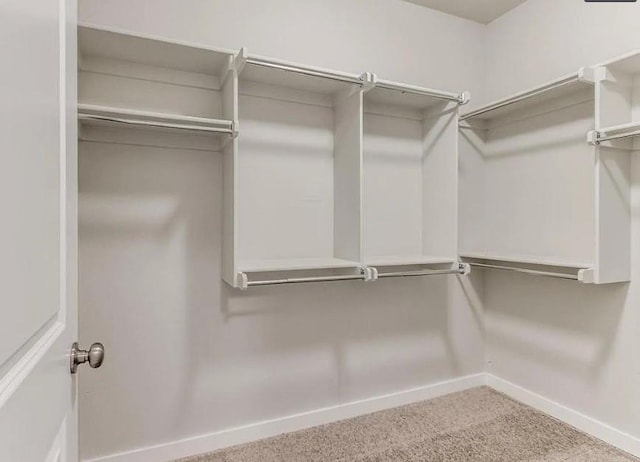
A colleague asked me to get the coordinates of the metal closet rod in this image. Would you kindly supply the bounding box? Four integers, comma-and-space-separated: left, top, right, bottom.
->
376, 266, 468, 279
467, 262, 581, 280
246, 273, 363, 287
459, 74, 582, 121
243, 264, 469, 288
78, 114, 235, 135
245, 57, 363, 85
245, 57, 468, 104
594, 128, 640, 144
375, 80, 465, 104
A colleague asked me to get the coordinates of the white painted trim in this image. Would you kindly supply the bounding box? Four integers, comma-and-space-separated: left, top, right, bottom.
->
83, 373, 485, 462
84, 374, 640, 462
486, 374, 640, 458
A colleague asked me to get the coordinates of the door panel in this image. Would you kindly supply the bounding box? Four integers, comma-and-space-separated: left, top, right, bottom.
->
0, 0, 61, 369
0, 0, 78, 461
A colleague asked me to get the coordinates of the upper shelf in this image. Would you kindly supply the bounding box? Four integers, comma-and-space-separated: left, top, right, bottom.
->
588, 50, 640, 147
239, 53, 363, 96
365, 78, 467, 112
78, 24, 234, 81
601, 50, 640, 74
460, 68, 596, 123
459, 252, 594, 282
239, 53, 469, 110
78, 104, 236, 137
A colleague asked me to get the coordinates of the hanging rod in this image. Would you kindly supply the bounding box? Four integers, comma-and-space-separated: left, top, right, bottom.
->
78, 104, 236, 136
78, 114, 235, 135
467, 262, 581, 280
243, 55, 468, 104
245, 56, 363, 86
588, 126, 640, 145
376, 264, 470, 280
245, 273, 365, 288
238, 263, 470, 289
375, 79, 469, 105
459, 72, 587, 121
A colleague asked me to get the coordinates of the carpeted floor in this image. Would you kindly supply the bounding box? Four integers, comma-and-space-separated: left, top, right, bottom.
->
176, 387, 638, 461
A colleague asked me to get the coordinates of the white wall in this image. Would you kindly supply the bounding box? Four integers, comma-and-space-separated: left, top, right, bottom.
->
77, 1, 486, 460
483, 0, 640, 104
482, 0, 640, 445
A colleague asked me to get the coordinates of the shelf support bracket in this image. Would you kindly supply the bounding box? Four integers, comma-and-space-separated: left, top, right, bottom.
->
359, 72, 377, 93
360, 266, 378, 282
459, 91, 471, 105
578, 66, 596, 84
233, 47, 248, 75
237, 272, 249, 290
578, 268, 595, 284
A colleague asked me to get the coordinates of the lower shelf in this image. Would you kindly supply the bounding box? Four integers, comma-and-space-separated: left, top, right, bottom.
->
234, 258, 468, 289
460, 252, 594, 282
459, 252, 593, 270
237, 257, 360, 273
363, 256, 456, 267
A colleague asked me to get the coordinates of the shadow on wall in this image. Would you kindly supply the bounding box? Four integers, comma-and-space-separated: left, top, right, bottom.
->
78, 140, 483, 457
216, 272, 469, 417
485, 270, 630, 382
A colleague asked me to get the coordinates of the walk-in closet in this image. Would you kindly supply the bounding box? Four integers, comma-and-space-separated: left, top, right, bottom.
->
3, 1, 640, 461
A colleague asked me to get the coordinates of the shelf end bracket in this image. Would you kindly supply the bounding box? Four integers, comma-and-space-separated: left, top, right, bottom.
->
359, 72, 377, 93
233, 47, 248, 74
459, 91, 471, 106
578, 268, 595, 284
237, 272, 249, 290
360, 266, 378, 282
587, 130, 601, 146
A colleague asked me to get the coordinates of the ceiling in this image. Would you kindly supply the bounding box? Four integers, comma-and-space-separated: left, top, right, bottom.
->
404, 0, 528, 24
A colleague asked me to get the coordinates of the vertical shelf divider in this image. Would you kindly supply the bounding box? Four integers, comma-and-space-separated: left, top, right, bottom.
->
593, 65, 632, 284
333, 85, 365, 265
222, 53, 240, 287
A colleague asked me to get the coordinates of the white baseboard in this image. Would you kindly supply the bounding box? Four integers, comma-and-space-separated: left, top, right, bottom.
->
86, 373, 640, 462
85, 373, 485, 462
486, 374, 640, 458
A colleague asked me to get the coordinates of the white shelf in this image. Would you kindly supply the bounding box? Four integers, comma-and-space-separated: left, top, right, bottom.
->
366, 78, 464, 111
79, 24, 233, 79
460, 69, 595, 123
238, 258, 360, 273
78, 104, 235, 136
362, 78, 459, 269
601, 50, 640, 75
459, 252, 593, 270
599, 120, 640, 135
78, 25, 467, 288
364, 256, 456, 267
78, 24, 236, 137
458, 61, 632, 284
241, 55, 362, 96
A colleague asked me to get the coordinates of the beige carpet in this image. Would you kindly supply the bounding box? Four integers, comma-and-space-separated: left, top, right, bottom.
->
176, 387, 638, 461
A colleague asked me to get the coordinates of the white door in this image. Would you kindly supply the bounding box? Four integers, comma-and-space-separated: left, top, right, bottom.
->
0, 1, 81, 461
